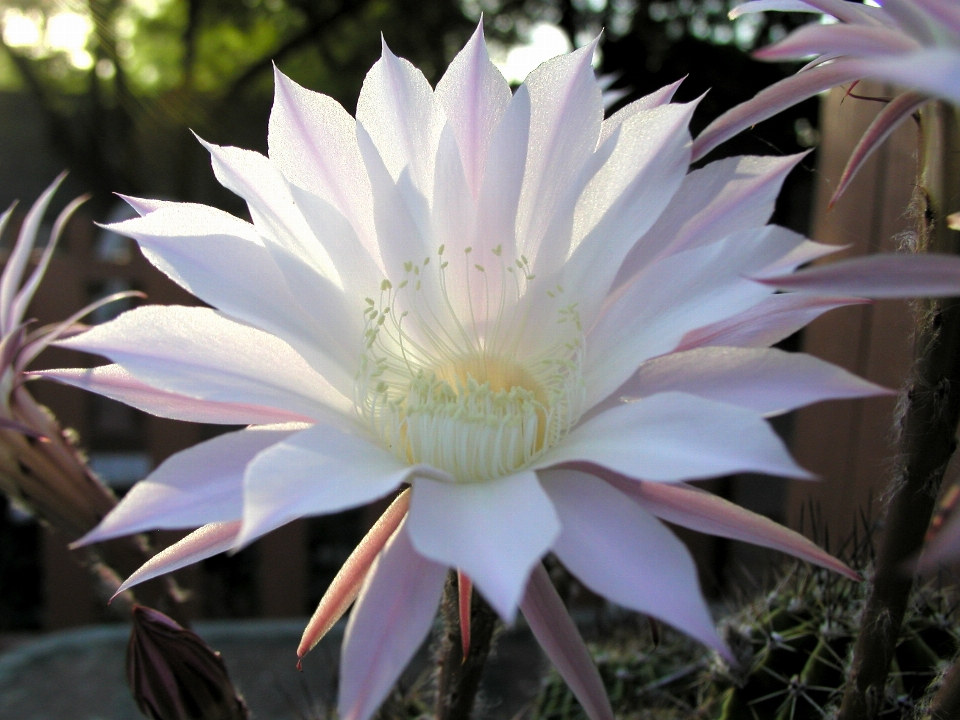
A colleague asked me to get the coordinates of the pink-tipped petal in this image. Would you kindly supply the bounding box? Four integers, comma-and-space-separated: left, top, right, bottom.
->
753, 253, 960, 298
547, 393, 812, 483
674, 293, 870, 350
755, 24, 922, 62
56, 305, 352, 422
521, 564, 614, 720
542, 470, 733, 661
604, 474, 859, 580
338, 523, 447, 720
692, 60, 863, 162
627, 346, 891, 416
911, 0, 960, 36
730, 0, 883, 25
458, 571, 472, 659
113, 521, 242, 597
36, 365, 315, 425
619, 153, 808, 281
761, 239, 846, 276
106, 202, 361, 390
408, 471, 559, 622
845, 49, 960, 110
299, 490, 411, 661
12, 193, 89, 327
16, 290, 146, 371
74, 425, 301, 547
587, 226, 809, 405
830, 91, 929, 207
0, 173, 65, 331
879, 0, 937, 44
729, 0, 820, 16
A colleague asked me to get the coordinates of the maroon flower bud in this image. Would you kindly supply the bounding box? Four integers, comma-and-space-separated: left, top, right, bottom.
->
127, 605, 249, 720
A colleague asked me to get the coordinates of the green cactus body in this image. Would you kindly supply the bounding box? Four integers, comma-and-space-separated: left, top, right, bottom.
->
531, 561, 958, 720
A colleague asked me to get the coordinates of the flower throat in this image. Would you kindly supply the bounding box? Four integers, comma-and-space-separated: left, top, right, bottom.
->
355, 244, 584, 483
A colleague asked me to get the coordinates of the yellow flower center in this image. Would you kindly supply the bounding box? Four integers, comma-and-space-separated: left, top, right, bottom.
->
355, 247, 584, 482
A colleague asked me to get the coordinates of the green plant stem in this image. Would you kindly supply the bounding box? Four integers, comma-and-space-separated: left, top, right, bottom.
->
434, 572, 499, 720
838, 102, 960, 720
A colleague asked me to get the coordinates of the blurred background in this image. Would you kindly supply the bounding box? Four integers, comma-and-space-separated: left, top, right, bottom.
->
0, 0, 909, 639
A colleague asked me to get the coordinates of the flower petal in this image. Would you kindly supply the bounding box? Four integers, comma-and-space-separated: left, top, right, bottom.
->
472, 83, 530, 271
75, 424, 302, 546
599, 78, 684, 144
434, 23, 512, 197
285, 182, 384, 298
674, 293, 870, 350
910, 0, 960, 36
753, 253, 960, 298
198, 138, 337, 279
541, 392, 812, 482
729, 0, 884, 26
238, 424, 441, 548
755, 24, 922, 62
878, 0, 938, 44
692, 60, 864, 162
515, 40, 603, 266
13, 193, 87, 329
557, 101, 696, 324
356, 38, 442, 195
521, 563, 613, 720
830, 91, 929, 207
356, 122, 431, 284
728, 0, 828, 16
338, 522, 447, 720
105, 203, 358, 391
1, 173, 65, 330
299, 490, 411, 660
268, 68, 378, 257
117, 194, 167, 216
57, 305, 352, 422
617, 153, 807, 283
429, 122, 480, 318
541, 469, 732, 660
114, 521, 242, 596
585, 226, 806, 406
35, 365, 312, 425
626, 347, 891, 416
407, 471, 559, 621
604, 474, 860, 580
847, 49, 960, 108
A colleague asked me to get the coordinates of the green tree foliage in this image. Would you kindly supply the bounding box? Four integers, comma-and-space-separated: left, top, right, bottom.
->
0, 0, 813, 213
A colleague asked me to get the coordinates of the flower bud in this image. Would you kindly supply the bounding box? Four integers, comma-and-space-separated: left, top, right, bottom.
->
127, 605, 248, 720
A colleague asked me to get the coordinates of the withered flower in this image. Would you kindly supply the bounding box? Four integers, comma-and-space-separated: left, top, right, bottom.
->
127, 605, 248, 720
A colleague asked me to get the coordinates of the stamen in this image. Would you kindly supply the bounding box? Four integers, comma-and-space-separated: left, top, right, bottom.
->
356, 245, 585, 483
